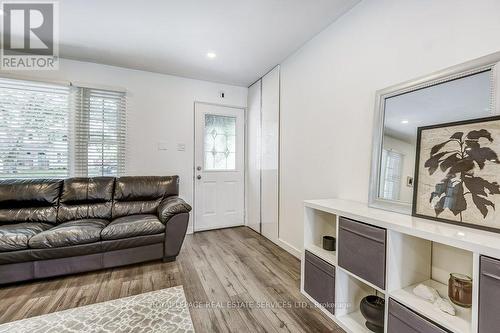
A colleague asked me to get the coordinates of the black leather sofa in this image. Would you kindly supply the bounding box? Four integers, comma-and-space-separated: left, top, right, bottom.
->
0, 176, 191, 285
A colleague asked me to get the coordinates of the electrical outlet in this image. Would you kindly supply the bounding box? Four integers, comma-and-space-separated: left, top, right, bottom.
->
157, 142, 168, 150
177, 143, 186, 152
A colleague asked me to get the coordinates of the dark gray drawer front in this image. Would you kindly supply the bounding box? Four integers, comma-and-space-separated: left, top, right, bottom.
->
305, 250, 335, 276
479, 256, 500, 333
388, 299, 449, 333
338, 217, 386, 289
304, 251, 335, 314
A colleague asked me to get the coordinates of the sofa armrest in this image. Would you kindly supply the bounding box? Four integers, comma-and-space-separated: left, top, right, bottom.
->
158, 196, 192, 224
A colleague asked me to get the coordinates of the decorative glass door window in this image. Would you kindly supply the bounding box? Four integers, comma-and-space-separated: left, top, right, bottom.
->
204, 114, 236, 170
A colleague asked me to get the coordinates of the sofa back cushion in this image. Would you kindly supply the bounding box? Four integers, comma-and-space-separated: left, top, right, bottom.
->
57, 177, 115, 222
112, 176, 179, 219
0, 179, 62, 224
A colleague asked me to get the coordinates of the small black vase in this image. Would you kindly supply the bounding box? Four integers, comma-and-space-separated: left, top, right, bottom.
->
360, 295, 385, 333
322, 236, 336, 251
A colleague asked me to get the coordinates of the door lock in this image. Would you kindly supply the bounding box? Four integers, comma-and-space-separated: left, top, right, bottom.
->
197, 166, 202, 171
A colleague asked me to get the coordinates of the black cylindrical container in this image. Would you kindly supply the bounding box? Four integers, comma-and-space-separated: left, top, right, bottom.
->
322, 236, 336, 251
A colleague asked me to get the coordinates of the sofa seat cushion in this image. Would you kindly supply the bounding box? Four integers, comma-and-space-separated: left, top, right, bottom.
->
0, 222, 52, 251
29, 219, 109, 249
101, 214, 165, 240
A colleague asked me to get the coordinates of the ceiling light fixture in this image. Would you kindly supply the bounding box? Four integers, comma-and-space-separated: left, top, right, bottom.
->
206, 52, 216, 59
401, 120, 409, 124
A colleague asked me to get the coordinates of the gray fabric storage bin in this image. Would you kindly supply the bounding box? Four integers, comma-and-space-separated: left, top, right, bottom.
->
338, 217, 386, 289
304, 250, 335, 314
388, 299, 449, 333
479, 255, 500, 333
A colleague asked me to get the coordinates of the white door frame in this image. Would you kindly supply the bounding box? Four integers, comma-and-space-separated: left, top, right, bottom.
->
192, 101, 246, 232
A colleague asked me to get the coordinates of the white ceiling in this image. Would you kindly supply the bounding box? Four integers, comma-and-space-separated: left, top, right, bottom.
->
58, 0, 360, 86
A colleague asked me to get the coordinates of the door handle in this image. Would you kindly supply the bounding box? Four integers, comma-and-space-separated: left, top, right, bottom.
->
197, 175, 202, 180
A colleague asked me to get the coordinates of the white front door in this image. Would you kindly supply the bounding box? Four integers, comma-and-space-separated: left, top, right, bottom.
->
194, 103, 245, 232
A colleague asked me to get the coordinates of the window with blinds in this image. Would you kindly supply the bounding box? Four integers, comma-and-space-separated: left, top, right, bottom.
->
0, 77, 126, 179
74, 88, 126, 177
379, 149, 403, 201
0, 78, 71, 178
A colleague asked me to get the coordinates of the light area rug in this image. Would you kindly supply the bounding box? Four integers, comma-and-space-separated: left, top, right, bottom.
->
0, 286, 194, 333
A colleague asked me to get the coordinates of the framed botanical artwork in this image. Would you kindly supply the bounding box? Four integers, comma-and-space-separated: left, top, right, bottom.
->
412, 116, 500, 233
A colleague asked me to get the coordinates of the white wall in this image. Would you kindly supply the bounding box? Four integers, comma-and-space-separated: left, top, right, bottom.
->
279, 0, 500, 252
3, 59, 247, 233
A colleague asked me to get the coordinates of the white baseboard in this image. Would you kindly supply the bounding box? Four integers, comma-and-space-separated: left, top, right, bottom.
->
187, 221, 194, 234
243, 227, 301, 259
186, 221, 301, 259
194, 223, 245, 232
276, 238, 301, 259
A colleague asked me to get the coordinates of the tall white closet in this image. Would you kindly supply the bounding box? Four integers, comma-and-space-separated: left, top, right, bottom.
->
247, 80, 262, 233
246, 66, 280, 243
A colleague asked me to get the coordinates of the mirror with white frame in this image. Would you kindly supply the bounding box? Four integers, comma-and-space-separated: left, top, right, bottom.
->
369, 53, 500, 214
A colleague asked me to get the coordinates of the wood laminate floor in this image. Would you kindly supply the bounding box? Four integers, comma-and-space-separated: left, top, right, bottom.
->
0, 227, 344, 332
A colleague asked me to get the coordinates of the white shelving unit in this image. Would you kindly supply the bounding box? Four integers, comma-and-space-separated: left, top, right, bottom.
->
337, 310, 370, 333
304, 244, 337, 266
335, 266, 384, 333
390, 280, 472, 333
301, 199, 500, 333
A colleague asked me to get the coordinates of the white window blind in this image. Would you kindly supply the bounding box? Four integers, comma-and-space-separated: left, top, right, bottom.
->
380, 149, 403, 201
73, 87, 126, 177
0, 78, 71, 178
0, 77, 126, 179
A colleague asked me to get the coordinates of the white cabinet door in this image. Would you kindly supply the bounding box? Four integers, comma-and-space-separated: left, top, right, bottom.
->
245, 66, 280, 242
261, 66, 280, 243
246, 80, 262, 233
